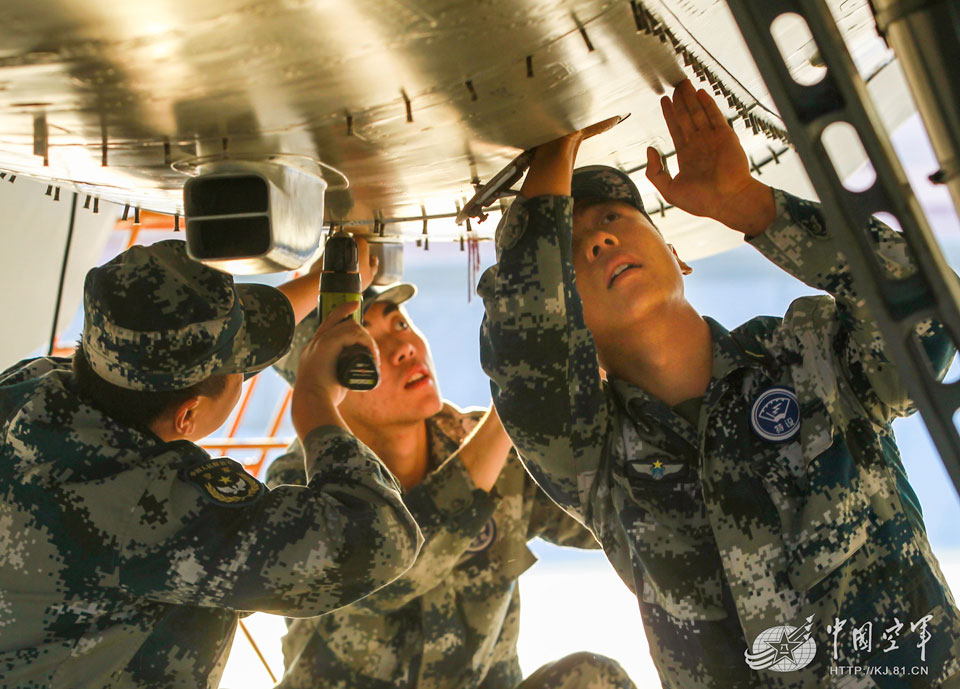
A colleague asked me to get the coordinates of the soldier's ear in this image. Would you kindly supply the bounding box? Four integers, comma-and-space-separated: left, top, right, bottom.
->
172, 397, 201, 438
669, 244, 692, 275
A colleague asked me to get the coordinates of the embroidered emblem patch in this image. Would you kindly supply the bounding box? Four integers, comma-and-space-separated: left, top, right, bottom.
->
183, 458, 263, 507
465, 517, 497, 553
750, 387, 801, 442
626, 455, 686, 483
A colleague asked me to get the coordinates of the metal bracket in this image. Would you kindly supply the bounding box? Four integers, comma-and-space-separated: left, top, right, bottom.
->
869, 0, 951, 36
727, 0, 960, 495
456, 149, 534, 224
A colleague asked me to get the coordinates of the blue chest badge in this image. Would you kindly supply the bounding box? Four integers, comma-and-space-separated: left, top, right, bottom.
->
750, 387, 801, 442
465, 517, 497, 553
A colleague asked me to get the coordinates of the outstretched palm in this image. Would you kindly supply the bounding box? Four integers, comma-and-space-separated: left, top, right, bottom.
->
647, 80, 773, 235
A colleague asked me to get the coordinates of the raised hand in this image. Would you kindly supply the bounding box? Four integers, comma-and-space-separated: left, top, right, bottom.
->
646, 79, 776, 236
355, 236, 379, 291
290, 301, 380, 438
520, 115, 626, 199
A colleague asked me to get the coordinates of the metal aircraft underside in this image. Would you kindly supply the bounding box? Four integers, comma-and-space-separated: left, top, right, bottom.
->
0, 0, 915, 260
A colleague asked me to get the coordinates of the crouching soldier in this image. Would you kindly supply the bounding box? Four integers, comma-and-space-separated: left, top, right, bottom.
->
0, 239, 421, 688
479, 79, 960, 687
265, 278, 637, 689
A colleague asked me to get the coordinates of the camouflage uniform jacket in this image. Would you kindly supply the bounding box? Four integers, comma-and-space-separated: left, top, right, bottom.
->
478, 190, 960, 688
0, 358, 421, 689
265, 401, 600, 689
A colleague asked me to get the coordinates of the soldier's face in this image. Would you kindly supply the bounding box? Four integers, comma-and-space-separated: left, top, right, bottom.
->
572, 200, 686, 346
339, 302, 443, 428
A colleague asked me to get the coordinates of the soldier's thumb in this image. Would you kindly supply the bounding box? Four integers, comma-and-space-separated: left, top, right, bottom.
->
645, 146, 672, 197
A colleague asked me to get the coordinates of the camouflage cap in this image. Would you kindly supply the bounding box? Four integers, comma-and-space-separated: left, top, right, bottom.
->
362, 282, 417, 316
571, 165, 646, 214
82, 239, 295, 391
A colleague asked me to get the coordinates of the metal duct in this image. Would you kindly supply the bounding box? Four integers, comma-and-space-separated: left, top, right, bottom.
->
184, 161, 327, 274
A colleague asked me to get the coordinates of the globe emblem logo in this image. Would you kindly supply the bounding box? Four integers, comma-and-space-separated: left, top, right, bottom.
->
745, 615, 817, 672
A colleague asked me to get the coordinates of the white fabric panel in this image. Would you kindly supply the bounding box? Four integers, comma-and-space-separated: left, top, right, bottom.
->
0, 176, 117, 368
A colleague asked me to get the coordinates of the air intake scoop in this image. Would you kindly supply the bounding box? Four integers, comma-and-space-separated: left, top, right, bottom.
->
184, 160, 328, 274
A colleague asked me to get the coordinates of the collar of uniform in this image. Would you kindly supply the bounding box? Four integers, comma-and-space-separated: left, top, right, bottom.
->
607, 376, 698, 453
608, 375, 654, 417
706, 316, 768, 381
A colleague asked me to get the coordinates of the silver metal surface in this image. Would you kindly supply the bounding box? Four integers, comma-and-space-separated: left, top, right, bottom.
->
0, 0, 901, 250
873, 0, 960, 218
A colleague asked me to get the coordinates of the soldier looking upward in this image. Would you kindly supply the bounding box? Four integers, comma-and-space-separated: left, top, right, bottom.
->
0, 239, 421, 688
265, 274, 638, 689
479, 79, 960, 687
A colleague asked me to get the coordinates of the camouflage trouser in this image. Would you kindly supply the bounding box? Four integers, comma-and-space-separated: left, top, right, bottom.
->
515, 652, 637, 689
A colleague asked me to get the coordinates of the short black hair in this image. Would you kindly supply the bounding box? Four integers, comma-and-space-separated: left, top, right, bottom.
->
573, 197, 661, 234
72, 344, 229, 430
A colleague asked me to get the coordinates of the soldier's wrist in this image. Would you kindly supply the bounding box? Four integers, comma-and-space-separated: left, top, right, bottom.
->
718, 181, 776, 237
292, 390, 345, 440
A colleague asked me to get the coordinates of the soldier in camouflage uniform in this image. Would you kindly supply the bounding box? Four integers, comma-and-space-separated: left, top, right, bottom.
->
0, 239, 422, 688
479, 78, 960, 687
265, 282, 637, 689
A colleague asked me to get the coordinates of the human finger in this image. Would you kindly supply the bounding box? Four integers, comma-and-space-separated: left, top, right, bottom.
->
367, 255, 380, 288
660, 95, 686, 148
645, 146, 673, 197
668, 82, 698, 141
697, 88, 729, 130
297, 320, 379, 397
355, 236, 379, 290
322, 319, 382, 369
677, 79, 712, 131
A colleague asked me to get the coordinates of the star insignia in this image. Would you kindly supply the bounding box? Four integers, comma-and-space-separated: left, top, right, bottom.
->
766, 629, 804, 664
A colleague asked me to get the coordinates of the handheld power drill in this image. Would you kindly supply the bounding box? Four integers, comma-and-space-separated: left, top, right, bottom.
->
318, 232, 379, 390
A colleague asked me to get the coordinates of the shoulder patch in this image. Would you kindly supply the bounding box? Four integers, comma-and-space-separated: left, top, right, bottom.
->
182, 457, 264, 507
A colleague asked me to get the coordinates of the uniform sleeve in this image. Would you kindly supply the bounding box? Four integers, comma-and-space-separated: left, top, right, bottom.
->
747, 189, 955, 424
268, 440, 497, 614
116, 427, 423, 617
271, 308, 321, 387
526, 478, 601, 549
354, 453, 501, 613
478, 195, 616, 525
